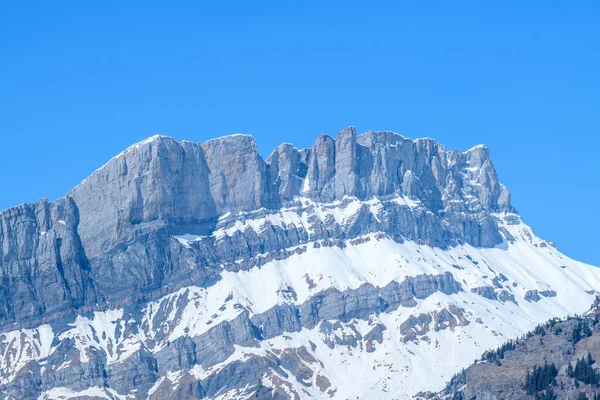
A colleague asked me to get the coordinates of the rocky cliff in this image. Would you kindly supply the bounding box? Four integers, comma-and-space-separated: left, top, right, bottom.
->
0, 128, 511, 330
0, 128, 597, 400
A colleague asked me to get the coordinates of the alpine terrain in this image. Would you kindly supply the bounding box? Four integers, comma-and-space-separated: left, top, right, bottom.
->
438, 298, 600, 399
0, 127, 598, 400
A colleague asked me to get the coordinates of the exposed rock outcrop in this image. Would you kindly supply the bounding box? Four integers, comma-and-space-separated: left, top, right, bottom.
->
0, 130, 512, 329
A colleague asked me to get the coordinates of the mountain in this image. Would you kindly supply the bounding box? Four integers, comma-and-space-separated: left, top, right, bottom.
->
436, 298, 600, 399
0, 127, 598, 399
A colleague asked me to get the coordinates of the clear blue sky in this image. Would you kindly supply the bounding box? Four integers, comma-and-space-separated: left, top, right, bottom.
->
0, 2, 598, 265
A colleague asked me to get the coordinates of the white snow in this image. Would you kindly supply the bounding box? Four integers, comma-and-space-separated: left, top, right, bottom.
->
175, 196, 422, 244
37, 386, 126, 400
301, 175, 311, 193
2, 203, 600, 399
57, 309, 141, 365
173, 234, 206, 248
0, 324, 53, 385
150, 212, 600, 398
466, 143, 487, 151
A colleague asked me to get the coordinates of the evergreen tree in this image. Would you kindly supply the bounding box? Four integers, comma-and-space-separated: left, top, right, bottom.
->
571, 356, 600, 386
482, 339, 517, 363
573, 324, 582, 344
524, 362, 558, 394
572, 320, 593, 344
445, 368, 467, 391
554, 326, 563, 335
534, 325, 545, 335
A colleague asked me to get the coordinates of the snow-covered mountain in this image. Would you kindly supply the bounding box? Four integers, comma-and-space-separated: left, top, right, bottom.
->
0, 128, 598, 399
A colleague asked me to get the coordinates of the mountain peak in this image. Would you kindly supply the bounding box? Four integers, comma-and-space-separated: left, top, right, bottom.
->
3, 129, 515, 266
466, 143, 488, 152
0, 128, 517, 327
121, 133, 176, 153
0, 128, 597, 400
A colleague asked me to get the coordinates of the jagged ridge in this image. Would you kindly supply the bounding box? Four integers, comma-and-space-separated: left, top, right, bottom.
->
0, 127, 511, 329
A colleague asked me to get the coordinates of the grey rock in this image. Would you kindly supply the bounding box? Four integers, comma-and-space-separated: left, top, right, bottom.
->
0, 130, 513, 329
540, 290, 557, 298
201, 134, 268, 213
192, 311, 259, 369
524, 289, 542, 302
400, 313, 433, 342
266, 143, 306, 204
433, 306, 469, 332
278, 348, 314, 385
107, 349, 158, 396
380, 272, 463, 311
471, 286, 498, 300
498, 289, 517, 304
363, 324, 386, 353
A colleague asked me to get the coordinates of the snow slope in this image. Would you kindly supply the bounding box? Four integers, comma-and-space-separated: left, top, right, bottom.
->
4, 200, 599, 400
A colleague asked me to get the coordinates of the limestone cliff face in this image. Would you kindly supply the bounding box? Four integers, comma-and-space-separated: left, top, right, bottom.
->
0, 129, 512, 330
0, 197, 93, 326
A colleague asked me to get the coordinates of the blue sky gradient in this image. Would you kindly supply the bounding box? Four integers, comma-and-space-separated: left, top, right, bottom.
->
0, 2, 598, 265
